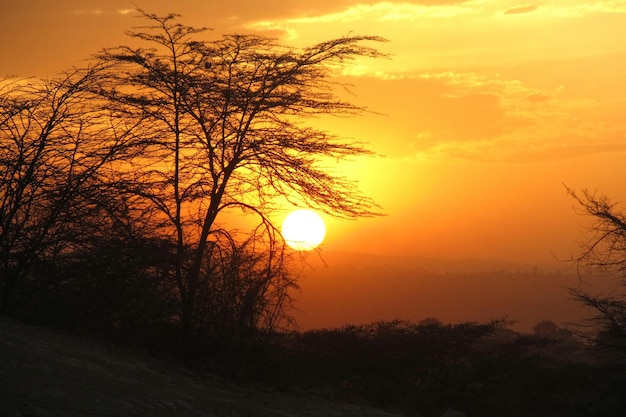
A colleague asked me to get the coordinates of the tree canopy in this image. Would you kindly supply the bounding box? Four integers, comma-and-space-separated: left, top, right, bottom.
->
1, 9, 387, 353
567, 186, 626, 353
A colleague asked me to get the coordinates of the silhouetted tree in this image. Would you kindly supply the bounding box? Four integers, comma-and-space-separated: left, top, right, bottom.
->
94, 9, 386, 353
195, 226, 297, 342
534, 320, 559, 338
567, 187, 626, 353
0, 69, 135, 313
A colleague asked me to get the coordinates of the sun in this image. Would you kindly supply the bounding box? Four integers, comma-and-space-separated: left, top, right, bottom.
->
282, 209, 326, 251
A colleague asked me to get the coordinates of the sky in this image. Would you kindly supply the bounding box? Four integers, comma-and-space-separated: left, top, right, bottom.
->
3, 0, 626, 329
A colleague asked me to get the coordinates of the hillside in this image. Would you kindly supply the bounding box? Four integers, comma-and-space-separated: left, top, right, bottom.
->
0, 316, 403, 417
293, 250, 602, 332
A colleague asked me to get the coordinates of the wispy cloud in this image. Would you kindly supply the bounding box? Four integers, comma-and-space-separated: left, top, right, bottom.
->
503, 4, 539, 15
245, 0, 626, 77
238, 0, 626, 164
403, 71, 626, 163
69, 8, 136, 17
547, 0, 626, 17
302, 2, 478, 23
72, 9, 104, 16
411, 136, 626, 164
246, 1, 479, 32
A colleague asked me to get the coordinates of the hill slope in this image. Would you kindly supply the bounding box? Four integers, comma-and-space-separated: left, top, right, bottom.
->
0, 317, 403, 417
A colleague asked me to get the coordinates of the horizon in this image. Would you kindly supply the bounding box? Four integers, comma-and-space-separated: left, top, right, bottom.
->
289, 248, 601, 333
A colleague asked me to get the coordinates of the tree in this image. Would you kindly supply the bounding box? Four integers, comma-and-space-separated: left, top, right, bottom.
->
194, 226, 298, 341
533, 320, 559, 338
566, 187, 626, 353
0, 68, 135, 313
95, 10, 386, 352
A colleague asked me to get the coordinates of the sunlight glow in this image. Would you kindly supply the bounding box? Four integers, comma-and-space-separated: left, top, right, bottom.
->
282, 210, 326, 251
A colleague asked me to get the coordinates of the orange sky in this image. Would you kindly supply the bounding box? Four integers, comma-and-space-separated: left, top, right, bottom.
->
3, 0, 626, 329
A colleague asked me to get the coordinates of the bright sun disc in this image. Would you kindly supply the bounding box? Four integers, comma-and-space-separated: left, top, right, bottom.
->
282, 210, 326, 251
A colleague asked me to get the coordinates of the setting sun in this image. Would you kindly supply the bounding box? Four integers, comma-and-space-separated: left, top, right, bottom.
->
282, 209, 326, 251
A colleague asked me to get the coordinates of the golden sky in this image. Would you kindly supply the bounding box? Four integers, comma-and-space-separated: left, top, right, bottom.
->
3, 0, 626, 265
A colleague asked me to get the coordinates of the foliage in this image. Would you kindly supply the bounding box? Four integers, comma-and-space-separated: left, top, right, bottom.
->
89, 9, 386, 353
566, 186, 626, 354
18, 236, 179, 342
567, 187, 626, 276
1, 8, 386, 358
0, 68, 135, 313
194, 227, 298, 342
214, 319, 625, 417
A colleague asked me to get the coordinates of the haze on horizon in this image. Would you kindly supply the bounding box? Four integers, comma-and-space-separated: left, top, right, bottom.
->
2, 0, 626, 330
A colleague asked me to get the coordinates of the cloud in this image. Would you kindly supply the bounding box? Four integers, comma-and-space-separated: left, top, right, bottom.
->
244, 0, 626, 76
392, 71, 612, 163
397, 70, 626, 163
245, 1, 480, 38
69, 8, 136, 17
242, 1, 481, 75
503, 4, 539, 15
72, 9, 104, 15
269, 2, 477, 24
547, 1, 626, 17
422, 136, 626, 163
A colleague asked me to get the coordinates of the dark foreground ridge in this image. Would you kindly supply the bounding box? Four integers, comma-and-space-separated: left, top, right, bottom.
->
0, 317, 402, 417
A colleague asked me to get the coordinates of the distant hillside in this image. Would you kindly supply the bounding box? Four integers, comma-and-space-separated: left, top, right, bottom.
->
292, 250, 612, 333
300, 250, 567, 274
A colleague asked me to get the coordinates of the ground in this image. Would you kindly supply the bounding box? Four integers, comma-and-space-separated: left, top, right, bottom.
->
0, 316, 404, 417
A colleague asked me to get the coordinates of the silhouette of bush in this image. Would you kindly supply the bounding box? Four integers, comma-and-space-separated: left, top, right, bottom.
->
212, 319, 626, 417
232, 320, 511, 414
14, 236, 179, 346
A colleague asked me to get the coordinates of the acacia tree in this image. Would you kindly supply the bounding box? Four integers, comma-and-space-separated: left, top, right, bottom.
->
0, 69, 138, 313
194, 224, 299, 343
96, 10, 385, 349
567, 187, 626, 352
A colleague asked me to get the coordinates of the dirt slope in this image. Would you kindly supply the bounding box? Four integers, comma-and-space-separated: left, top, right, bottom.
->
0, 317, 403, 417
